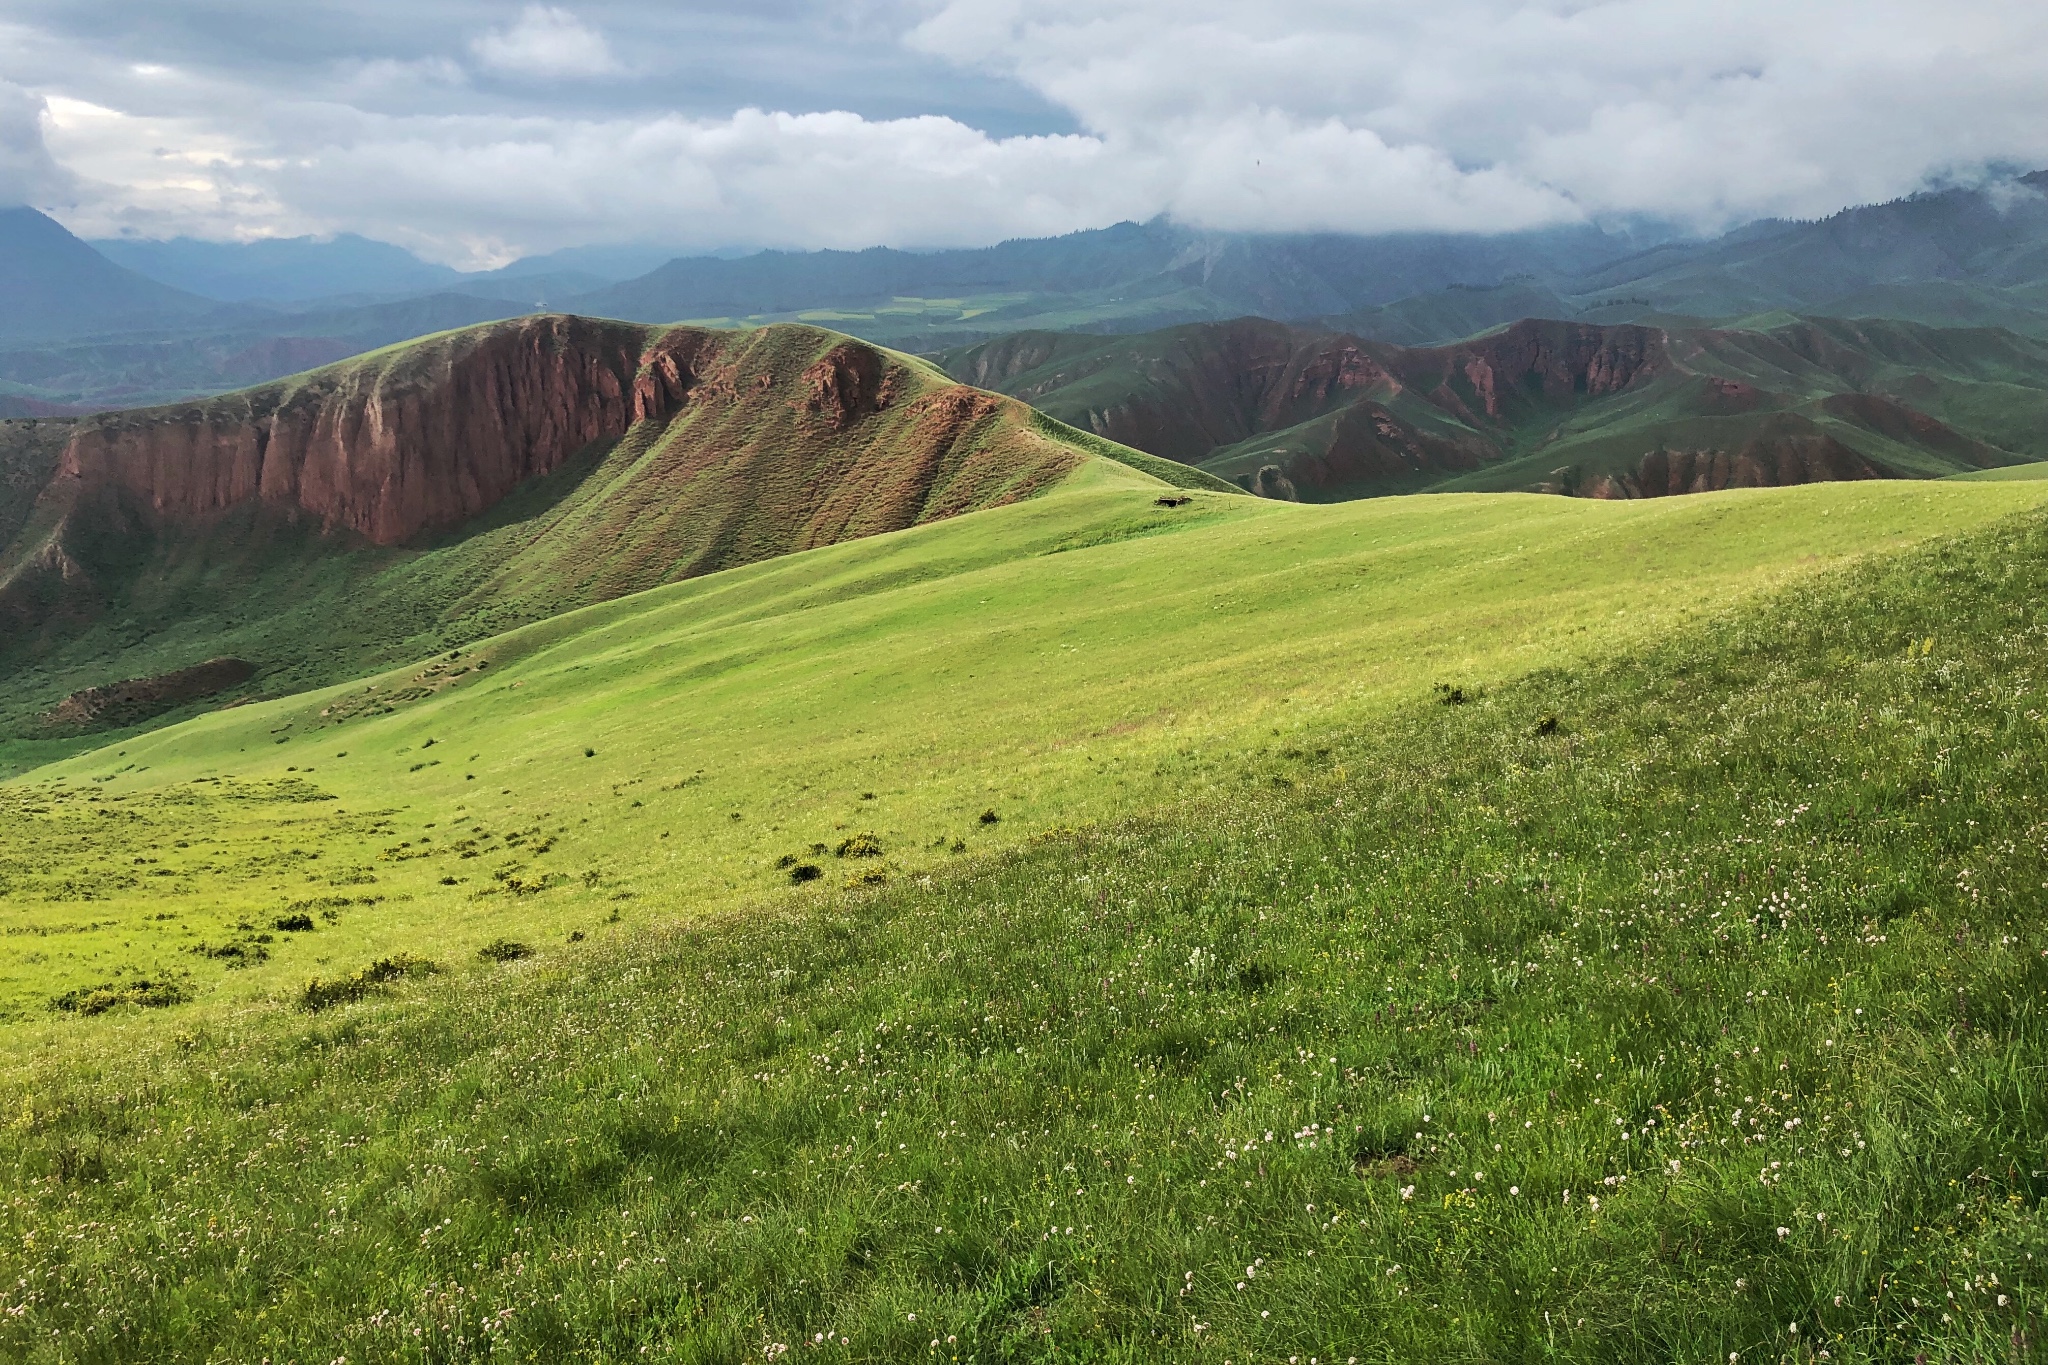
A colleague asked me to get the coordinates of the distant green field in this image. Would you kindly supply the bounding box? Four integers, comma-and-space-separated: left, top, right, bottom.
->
8, 472, 2046, 1031
1948, 460, 2048, 481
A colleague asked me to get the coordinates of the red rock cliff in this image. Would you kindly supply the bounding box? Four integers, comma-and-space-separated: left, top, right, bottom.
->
56, 315, 658, 546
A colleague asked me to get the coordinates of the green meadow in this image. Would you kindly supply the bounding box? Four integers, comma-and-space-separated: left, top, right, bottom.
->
7, 471, 2046, 1030
7, 472, 2048, 1359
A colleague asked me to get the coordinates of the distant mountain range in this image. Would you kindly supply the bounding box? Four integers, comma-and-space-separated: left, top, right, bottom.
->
2, 172, 2047, 409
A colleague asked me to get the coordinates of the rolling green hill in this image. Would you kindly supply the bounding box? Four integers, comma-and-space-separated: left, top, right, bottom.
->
0, 317, 1220, 771
6, 474, 2044, 1022
942, 315, 2048, 501
5, 469, 2048, 1358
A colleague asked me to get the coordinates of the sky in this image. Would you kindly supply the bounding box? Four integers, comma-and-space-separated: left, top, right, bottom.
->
1, 0, 2046, 267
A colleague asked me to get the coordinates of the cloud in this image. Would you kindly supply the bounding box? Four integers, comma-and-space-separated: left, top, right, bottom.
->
0, 79, 75, 207
470, 6, 620, 81
10, 0, 2048, 257
909, 0, 2048, 231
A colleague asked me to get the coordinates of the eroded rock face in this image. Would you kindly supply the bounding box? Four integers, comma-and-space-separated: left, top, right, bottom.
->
1397, 320, 1665, 427
1588, 433, 1884, 499
55, 316, 654, 547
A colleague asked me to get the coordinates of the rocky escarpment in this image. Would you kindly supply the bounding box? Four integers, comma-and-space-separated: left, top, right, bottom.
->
54, 314, 655, 548
1390, 319, 1665, 428
1577, 430, 1885, 499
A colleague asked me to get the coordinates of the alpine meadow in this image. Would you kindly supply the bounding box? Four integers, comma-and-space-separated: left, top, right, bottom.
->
10, 4, 2048, 1362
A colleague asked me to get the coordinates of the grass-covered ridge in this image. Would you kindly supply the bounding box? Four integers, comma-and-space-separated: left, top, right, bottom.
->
9, 492, 2048, 1360
9, 478, 2045, 1022
0, 318, 1175, 762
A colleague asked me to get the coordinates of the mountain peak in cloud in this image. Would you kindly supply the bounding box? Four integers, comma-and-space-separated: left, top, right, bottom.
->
471, 6, 620, 81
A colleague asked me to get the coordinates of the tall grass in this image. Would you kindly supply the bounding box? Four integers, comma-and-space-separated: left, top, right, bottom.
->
8, 510, 2048, 1361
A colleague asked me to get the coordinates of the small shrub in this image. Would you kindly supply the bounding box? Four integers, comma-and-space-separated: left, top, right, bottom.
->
50, 979, 190, 1016
299, 954, 439, 1012
567, 930, 585, 943
1534, 713, 1561, 736
836, 832, 884, 858
478, 938, 534, 963
845, 866, 888, 888
790, 863, 824, 884
979, 809, 1001, 825
775, 853, 798, 869
584, 748, 595, 758
1434, 683, 1467, 706
273, 913, 316, 932
810, 842, 829, 855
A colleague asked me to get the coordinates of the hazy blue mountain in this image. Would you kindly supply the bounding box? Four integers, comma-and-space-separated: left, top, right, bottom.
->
1573, 172, 2048, 326
562, 219, 1649, 334
0, 208, 223, 341
91, 232, 463, 303
486, 243, 697, 283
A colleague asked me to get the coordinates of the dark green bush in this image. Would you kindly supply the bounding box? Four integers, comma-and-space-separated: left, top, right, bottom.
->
836, 832, 884, 858
299, 954, 439, 1012
477, 939, 535, 963
49, 979, 189, 1016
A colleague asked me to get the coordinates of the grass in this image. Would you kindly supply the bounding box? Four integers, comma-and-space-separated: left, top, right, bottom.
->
8, 489, 2048, 1360
8, 477, 2046, 1026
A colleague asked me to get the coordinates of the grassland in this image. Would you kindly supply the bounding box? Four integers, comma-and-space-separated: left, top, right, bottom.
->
8, 475, 2048, 1359
5, 474, 2045, 1028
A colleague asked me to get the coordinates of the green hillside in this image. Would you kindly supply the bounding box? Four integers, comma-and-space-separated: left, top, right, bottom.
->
5, 475, 2043, 1025
0, 319, 1208, 770
6, 473, 2048, 1358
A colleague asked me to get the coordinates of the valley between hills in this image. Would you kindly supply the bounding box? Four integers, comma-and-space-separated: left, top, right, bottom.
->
5, 294, 2048, 1360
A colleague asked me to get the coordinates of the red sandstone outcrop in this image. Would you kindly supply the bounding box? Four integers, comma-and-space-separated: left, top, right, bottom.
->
55, 315, 656, 547
1394, 320, 1665, 427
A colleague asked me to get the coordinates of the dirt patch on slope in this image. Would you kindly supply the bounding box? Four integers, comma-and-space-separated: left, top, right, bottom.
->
44, 657, 259, 731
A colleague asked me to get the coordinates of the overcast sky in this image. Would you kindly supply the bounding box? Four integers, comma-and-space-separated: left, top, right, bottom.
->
2, 0, 2046, 266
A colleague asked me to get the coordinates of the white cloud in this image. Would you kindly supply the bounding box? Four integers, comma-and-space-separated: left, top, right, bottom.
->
470, 6, 620, 81
0, 78, 74, 207
12, 0, 2048, 256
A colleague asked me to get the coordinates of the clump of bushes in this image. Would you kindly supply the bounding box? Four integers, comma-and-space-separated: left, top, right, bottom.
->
844, 866, 888, 888
836, 832, 884, 858
978, 808, 1001, 825
273, 913, 316, 932
477, 938, 534, 963
789, 863, 823, 884
50, 979, 190, 1016
299, 954, 439, 1012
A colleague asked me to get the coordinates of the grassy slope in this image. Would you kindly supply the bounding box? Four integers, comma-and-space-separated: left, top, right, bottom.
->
9, 486, 2048, 1360
0, 322, 1134, 766
5, 477, 2046, 1029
